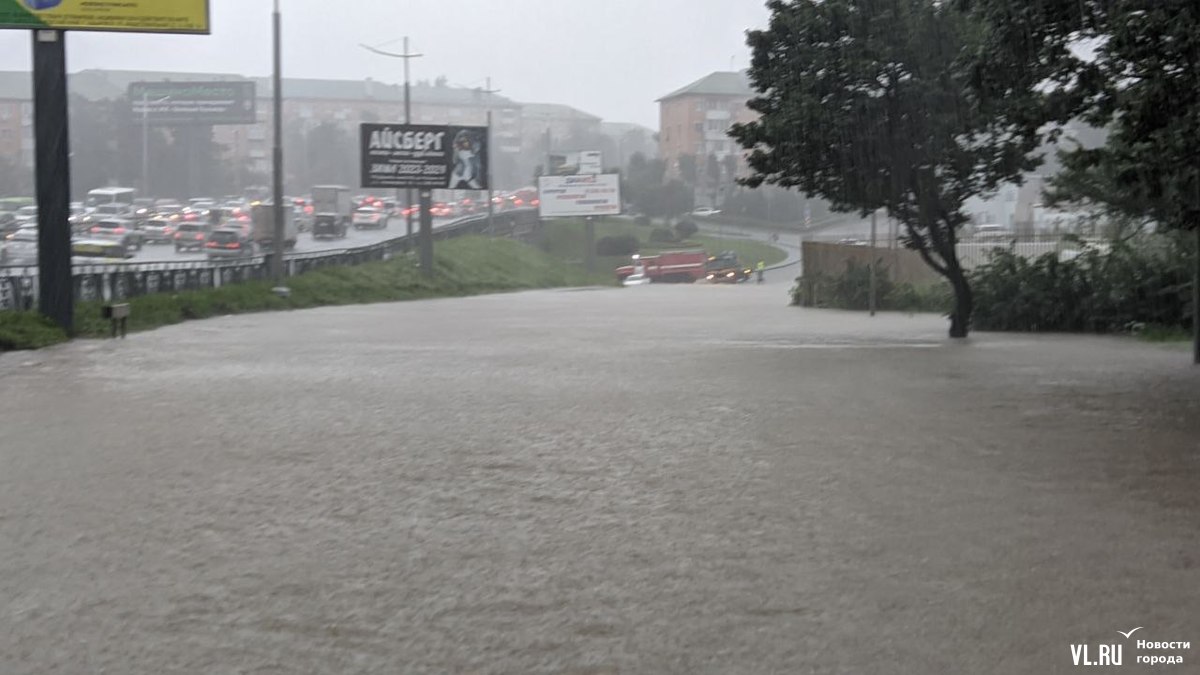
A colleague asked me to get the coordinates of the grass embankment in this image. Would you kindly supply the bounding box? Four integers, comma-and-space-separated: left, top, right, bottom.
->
540, 217, 788, 275
0, 237, 613, 352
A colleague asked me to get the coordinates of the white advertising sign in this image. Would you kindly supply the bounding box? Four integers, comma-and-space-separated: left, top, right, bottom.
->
538, 174, 622, 218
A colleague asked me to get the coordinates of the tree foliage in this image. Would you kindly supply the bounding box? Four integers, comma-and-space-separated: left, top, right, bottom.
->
730, 0, 1041, 337
967, 0, 1200, 234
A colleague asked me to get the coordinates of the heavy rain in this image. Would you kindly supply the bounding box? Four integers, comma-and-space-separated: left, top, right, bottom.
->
0, 1, 1197, 673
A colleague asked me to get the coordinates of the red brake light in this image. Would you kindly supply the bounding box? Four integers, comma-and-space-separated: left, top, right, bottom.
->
226, 243, 239, 249
90, 226, 99, 233
195, 234, 204, 240
112, 227, 125, 234
205, 241, 217, 248
514, 199, 524, 206
532, 199, 540, 206
305, 206, 313, 214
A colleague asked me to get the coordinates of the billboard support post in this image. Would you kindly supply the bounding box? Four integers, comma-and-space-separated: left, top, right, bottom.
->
584, 216, 596, 273
418, 190, 434, 278
32, 29, 72, 333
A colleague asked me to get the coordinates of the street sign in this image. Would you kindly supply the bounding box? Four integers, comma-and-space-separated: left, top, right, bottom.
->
129, 81, 256, 126
360, 123, 489, 190
537, 174, 622, 218
0, 0, 210, 34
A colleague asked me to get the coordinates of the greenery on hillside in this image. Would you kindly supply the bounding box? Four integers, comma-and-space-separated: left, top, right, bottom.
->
0, 237, 612, 351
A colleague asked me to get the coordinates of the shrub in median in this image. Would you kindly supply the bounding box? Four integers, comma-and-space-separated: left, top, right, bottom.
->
649, 227, 677, 244
674, 219, 699, 239
596, 234, 640, 257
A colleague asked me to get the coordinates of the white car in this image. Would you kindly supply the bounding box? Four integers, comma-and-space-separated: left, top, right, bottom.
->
352, 206, 388, 230
692, 207, 721, 217
974, 223, 1013, 240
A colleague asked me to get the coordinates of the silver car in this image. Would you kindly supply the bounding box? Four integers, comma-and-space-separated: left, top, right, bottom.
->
205, 228, 256, 261
0, 227, 37, 266
141, 217, 177, 245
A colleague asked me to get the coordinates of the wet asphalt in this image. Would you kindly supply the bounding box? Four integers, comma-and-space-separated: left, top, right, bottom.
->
1, 282, 1197, 674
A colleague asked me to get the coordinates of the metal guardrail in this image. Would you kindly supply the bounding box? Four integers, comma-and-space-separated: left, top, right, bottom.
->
0, 208, 539, 311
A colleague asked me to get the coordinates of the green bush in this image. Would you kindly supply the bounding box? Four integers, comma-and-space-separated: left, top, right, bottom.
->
649, 227, 677, 244
0, 311, 69, 351
674, 219, 699, 239
969, 234, 1193, 333
595, 234, 640, 257
792, 259, 950, 313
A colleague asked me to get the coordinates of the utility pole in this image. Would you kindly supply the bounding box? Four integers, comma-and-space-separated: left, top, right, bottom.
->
480, 76, 500, 236
360, 37, 422, 251
270, 0, 287, 288
869, 208, 879, 316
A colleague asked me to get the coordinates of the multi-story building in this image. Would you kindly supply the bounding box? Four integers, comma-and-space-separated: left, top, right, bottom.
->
0, 68, 647, 195
42, 69, 526, 190
657, 71, 756, 174
0, 71, 34, 173
599, 121, 657, 168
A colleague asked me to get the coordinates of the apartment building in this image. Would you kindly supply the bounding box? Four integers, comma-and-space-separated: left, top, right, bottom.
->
657, 71, 756, 172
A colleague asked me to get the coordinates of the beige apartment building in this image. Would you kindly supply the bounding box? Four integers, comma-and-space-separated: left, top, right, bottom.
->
657, 71, 756, 175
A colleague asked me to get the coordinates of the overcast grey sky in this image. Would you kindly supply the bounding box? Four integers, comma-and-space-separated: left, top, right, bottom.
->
0, 0, 770, 129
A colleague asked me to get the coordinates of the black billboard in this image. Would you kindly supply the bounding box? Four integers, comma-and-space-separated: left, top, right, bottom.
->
360, 124, 489, 190
128, 81, 256, 126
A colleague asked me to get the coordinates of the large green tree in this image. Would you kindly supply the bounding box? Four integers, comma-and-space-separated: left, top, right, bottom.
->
966, 0, 1200, 359
731, 0, 1041, 337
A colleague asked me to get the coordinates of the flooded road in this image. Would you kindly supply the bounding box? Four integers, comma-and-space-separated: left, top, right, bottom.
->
1, 284, 1197, 673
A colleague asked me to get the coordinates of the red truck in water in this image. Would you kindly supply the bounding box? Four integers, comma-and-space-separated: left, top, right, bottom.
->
614, 250, 709, 283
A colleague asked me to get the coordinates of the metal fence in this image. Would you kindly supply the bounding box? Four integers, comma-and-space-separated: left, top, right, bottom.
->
0, 208, 540, 312
802, 233, 1084, 272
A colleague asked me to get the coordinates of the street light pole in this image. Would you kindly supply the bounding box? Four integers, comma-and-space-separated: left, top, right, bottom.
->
141, 93, 168, 197
360, 37, 422, 250
481, 76, 500, 237
270, 0, 287, 287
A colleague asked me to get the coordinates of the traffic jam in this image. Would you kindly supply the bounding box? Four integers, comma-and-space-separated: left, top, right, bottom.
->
0, 186, 540, 266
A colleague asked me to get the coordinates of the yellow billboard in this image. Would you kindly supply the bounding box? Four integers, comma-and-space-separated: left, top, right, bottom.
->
0, 0, 209, 34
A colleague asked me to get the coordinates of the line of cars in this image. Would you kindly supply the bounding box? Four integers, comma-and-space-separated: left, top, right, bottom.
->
1, 196, 269, 265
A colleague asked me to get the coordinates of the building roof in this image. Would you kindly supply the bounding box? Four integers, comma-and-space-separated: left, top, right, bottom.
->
255, 77, 517, 108
70, 69, 249, 101
0, 69, 517, 108
657, 71, 754, 102
522, 103, 602, 123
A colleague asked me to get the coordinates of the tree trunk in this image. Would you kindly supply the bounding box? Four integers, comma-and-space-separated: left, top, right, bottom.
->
947, 266, 973, 339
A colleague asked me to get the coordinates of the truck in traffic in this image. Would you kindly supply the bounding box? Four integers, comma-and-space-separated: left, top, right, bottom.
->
311, 185, 353, 239
251, 203, 297, 252
614, 249, 709, 283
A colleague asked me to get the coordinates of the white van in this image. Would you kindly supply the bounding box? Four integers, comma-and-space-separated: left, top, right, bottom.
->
85, 187, 137, 213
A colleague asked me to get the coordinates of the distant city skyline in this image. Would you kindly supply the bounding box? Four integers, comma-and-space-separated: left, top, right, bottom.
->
0, 0, 770, 130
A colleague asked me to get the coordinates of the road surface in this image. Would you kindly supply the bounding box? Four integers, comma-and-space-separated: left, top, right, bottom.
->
1, 285, 1196, 673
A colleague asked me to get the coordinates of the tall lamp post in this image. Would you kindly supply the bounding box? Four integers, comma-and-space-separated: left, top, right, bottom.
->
361, 38, 422, 249
270, 0, 287, 288
141, 93, 169, 197
480, 77, 500, 236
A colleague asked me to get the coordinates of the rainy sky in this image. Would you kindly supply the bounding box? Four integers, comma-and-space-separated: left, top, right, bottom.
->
0, 0, 770, 129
